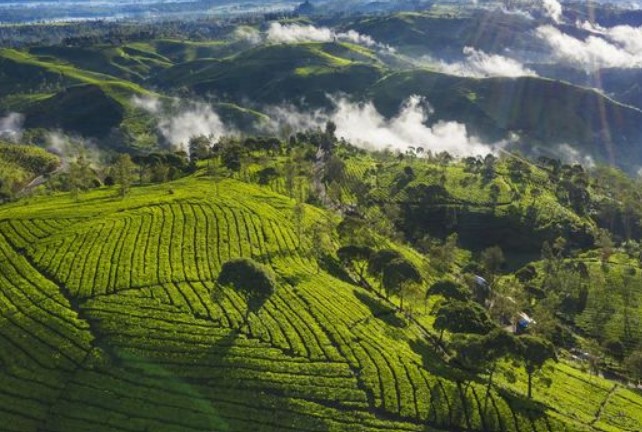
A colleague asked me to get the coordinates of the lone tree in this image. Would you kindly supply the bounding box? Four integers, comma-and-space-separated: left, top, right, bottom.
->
67, 153, 93, 201
217, 258, 276, 320
113, 153, 135, 198
518, 335, 557, 398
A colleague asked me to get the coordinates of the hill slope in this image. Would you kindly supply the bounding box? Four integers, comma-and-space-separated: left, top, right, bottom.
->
0, 174, 640, 431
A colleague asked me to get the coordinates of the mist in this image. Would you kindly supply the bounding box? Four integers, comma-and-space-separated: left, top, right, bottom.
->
536, 24, 642, 70
267, 95, 498, 157
0, 113, 25, 142
266, 22, 393, 52
45, 131, 105, 168
132, 96, 231, 152
542, 0, 563, 24
556, 143, 595, 168
435, 47, 537, 78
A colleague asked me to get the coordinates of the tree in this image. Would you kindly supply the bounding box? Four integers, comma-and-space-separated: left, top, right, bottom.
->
624, 350, 642, 384
113, 154, 135, 198
302, 218, 335, 273
221, 143, 242, 174
257, 166, 279, 185
67, 153, 93, 200
324, 155, 346, 184
518, 335, 557, 398
452, 329, 519, 412
596, 228, 614, 266
481, 246, 504, 279
188, 135, 211, 161
337, 216, 377, 248
382, 258, 422, 309
293, 201, 305, 247
426, 280, 471, 302
433, 300, 496, 341
367, 249, 404, 287
427, 233, 458, 273
284, 159, 297, 198
217, 258, 276, 319
337, 245, 373, 282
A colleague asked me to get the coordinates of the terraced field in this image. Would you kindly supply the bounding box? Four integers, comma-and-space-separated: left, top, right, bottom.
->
0, 176, 640, 431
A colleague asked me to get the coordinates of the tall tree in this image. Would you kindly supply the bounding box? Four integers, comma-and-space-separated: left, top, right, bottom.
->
381, 257, 422, 309
518, 335, 557, 398
433, 300, 496, 341
114, 153, 135, 198
188, 135, 211, 161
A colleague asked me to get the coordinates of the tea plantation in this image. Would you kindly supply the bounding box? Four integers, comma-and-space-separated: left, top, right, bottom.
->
0, 174, 640, 431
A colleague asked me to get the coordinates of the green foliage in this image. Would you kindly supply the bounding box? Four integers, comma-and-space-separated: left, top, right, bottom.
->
367, 248, 403, 279
427, 280, 471, 302
217, 258, 276, 312
381, 257, 422, 307
188, 135, 211, 161
113, 153, 135, 197
337, 244, 373, 279
221, 142, 242, 173
518, 335, 557, 398
433, 300, 496, 336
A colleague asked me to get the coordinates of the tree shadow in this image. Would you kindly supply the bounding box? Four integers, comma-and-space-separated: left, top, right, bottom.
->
317, 253, 355, 284
354, 291, 406, 328
409, 337, 474, 382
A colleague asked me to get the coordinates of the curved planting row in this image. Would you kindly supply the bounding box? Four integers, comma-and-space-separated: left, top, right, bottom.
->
0, 218, 80, 249
28, 202, 303, 297
293, 271, 557, 432
0, 233, 94, 430
68, 291, 428, 432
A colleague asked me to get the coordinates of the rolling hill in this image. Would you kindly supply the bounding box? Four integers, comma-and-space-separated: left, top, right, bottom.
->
369, 70, 642, 170
153, 42, 384, 107
0, 166, 640, 431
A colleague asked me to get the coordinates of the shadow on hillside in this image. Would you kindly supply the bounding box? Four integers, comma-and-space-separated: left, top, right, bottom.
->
409, 338, 472, 381
318, 254, 355, 285
354, 291, 406, 328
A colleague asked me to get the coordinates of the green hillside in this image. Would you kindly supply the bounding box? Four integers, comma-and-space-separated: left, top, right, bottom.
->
369, 70, 642, 170
0, 153, 640, 431
346, 10, 540, 57
0, 142, 59, 198
153, 42, 384, 106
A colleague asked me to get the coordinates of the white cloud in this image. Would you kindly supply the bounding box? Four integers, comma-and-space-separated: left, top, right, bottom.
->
266, 22, 393, 52
542, 0, 563, 24
557, 143, 595, 167
536, 24, 642, 70
132, 95, 161, 113
579, 21, 642, 54
435, 47, 537, 78
133, 96, 231, 151
158, 103, 228, 150
267, 95, 498, 157
233, 26, 262, 45
0, 113, 25, 142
